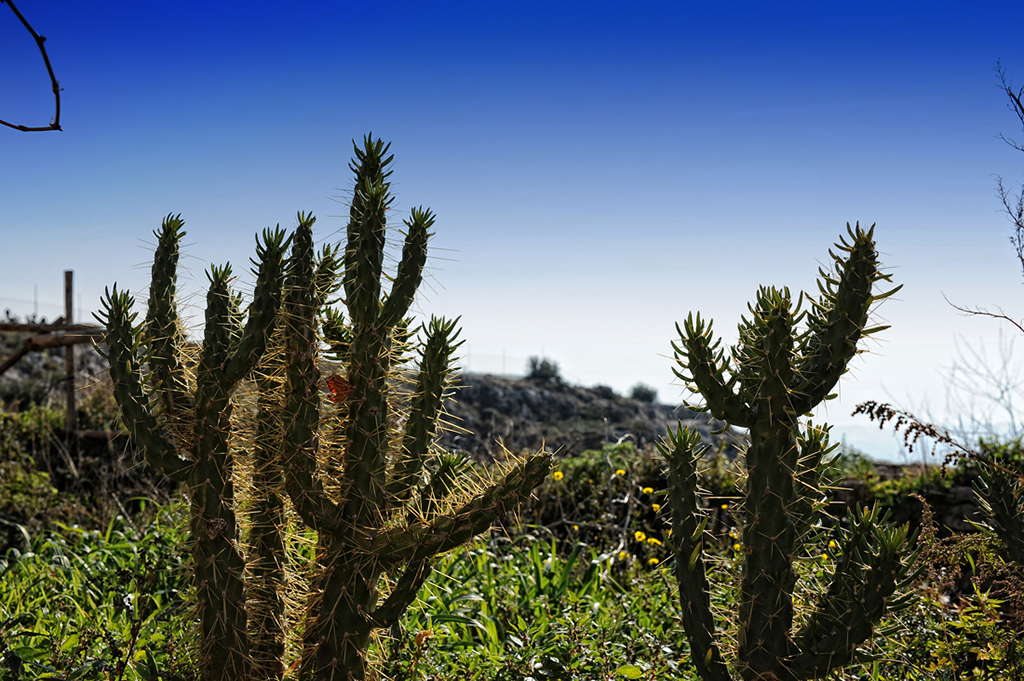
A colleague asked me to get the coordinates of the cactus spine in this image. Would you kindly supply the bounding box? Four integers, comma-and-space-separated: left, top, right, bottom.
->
280, 137, 550, 680
100, 218, 289, 681
664, 224, 919, 681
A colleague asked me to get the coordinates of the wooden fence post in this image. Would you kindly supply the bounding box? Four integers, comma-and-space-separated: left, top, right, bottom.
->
64, 270, 77, 451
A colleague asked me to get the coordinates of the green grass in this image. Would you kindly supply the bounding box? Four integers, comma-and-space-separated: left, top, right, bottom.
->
3, 498, 1021, 681
2, 410, 1023, 681
0, 501, 196, 681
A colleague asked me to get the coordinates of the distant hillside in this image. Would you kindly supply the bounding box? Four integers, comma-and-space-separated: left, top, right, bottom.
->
438, 372, 741, 459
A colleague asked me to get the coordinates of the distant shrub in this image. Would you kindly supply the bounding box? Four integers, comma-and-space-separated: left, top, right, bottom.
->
629, 383, 658, 403
526, 356, 561, 384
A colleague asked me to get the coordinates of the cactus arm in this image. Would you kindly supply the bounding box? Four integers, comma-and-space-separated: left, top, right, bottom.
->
369, 559, 434, 629
281, 216, 339, 533
224, 226, 290, 384
344, 136, 393, 326
143, 214, 192, 415
340, 141, 403, 527
674, 314, 753, 427
98, 287, 189, 481
414, 451, 471, 520
731, 287, 797, 418
190, 264, 251, 681
387, 317, 460, 503
974, 458, 1024, 563
662, 425, 733, 681
380, 207, 433, 328
314, 242, 343, 309
789, 423, 837, 555
247, 349, 287, 681
791, 507, 920, 679
341, 329, 393, 527
321, 307, 352, 361
361, 453, 551, 568
791, 224, 901, 415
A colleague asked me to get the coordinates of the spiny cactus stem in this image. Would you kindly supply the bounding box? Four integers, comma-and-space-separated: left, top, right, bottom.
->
674, 317, 752, 427
145, 214, 190, 415
370, 559, 433, 628
379, 209, 433, 328
223, 226, 289, 383
342, 323, 392, 524
99, 287, 189, 481
663, 426, 732, 681
358, 454, 551, 568
190, 265, 251, 681
281, 216, 337, 532
387, 317, 460, 503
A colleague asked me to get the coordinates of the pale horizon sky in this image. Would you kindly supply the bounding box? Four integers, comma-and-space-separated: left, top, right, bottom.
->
3, 1, 1024, 461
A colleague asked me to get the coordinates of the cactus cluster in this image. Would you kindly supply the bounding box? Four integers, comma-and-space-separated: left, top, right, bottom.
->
99, 136, 550, 681
663, 224, 920, 681
973, 452, 1024, 564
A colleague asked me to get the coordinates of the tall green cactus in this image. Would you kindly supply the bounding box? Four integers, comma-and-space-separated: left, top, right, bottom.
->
99, 217, 290, 681
664, 224, 920, 681
279, 137, 550, 681
100, 137, 549, 681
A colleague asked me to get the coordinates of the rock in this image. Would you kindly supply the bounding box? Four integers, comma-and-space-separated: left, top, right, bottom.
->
439, 372, 741, 459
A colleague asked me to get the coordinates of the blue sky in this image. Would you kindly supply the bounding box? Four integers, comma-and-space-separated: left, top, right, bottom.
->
3, 1, 1024, 460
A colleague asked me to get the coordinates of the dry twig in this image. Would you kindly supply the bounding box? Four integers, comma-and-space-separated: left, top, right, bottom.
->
1, 0, 61, 132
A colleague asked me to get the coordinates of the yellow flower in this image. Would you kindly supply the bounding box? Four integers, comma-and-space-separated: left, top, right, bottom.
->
729, 531, 738, 539
616, 469, 626, 476
828, 540, 837, 549
820, 554, 828, 561
651, 503, 661, 512
720, 503, 729, 510
618, 551, 629, 561
648, 557, 659, 565
733, 543, 741, 552
552, 471, 564, 481
634, 530, 646, 542
642, 487, 654, 495
573, 525, 579, 531
647, 537, 662, 546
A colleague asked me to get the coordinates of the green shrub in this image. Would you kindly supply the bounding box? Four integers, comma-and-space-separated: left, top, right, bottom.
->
629, 383, 658, 403
526, 357, 561, 384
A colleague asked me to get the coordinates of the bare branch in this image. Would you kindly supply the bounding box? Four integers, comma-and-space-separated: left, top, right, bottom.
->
943, 331, 1024, 440
942, 293, 1024, 335
997, 61, 1024, 145
0, 0, 61, 132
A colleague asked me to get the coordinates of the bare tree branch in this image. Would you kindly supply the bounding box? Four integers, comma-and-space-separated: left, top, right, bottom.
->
1, 0, 61, 132
993, 62, 1024, 276
941, 293, 1024, 335
997, 61, 1024, 151
943, 330, 1024, 440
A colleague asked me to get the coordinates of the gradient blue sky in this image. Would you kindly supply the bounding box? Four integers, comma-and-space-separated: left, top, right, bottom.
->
3, 1, 1024, 460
